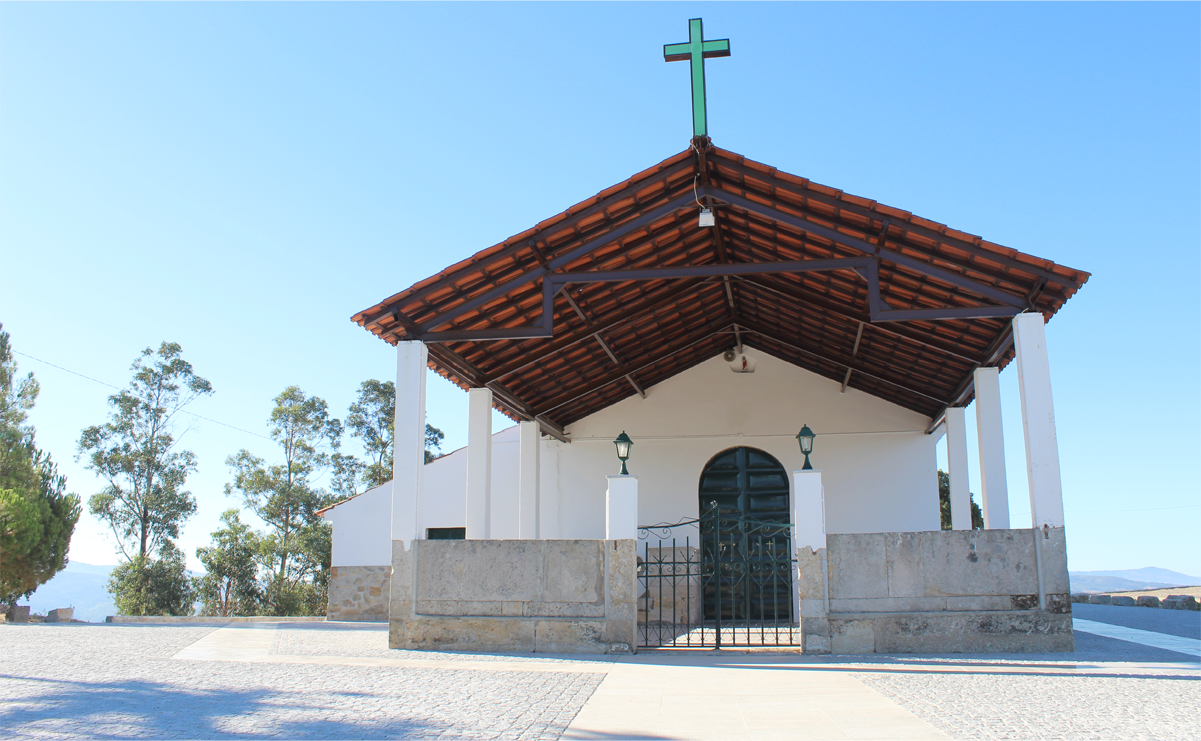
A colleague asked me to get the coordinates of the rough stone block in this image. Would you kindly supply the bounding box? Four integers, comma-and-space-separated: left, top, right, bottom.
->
1071, 593, 1091, 603
1110, 596, 1137, 607
402, 616, 538, 652
1039, 528, 1070, 594
1046, 594, 1072, 614
1137, 596, 1161, 608
6, 605, 30, 622
45, 608, 74, 623
417, 540, 544, 602
801, 616, 829, 639
543, 541, 604, 603
872, 611, 1074, 654
828, 533, 887, 599
923, 529, 1038, 597
946, 596, 1017, 612
795, 547, 825, 600
1089, 594, 1112, 605
1163, 595, 1200, 611
800, 599, 827, 617
883, 531, 929, 598
829, 618, 875, 654
803, 633, 831, 655
535, 619, 607, 653
830, 597, 946, 613
605, 539, 638, 605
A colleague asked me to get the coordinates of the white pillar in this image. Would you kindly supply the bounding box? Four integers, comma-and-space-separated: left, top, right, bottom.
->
391, 341, 427, 549
791, 470, 825, 553
1013, 313, 1065, 528
605, 475, 638, 540
518, 420, 540, 539
792, 470, 825, 626
466, 388, 493, 539
973, 367, 1010, 529
946, 407, 972, 530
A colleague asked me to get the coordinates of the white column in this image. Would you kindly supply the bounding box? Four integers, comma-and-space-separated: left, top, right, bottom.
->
518, 420, 540, 539
1013, 313, 1065, 528
792, 470, 825, 626
946, 407, 972, 530
391, 341, 427, 549
466, 388, 493, 539
973, 367, 1010, 529
791, 470, 825, 553
605, 475, 638, 540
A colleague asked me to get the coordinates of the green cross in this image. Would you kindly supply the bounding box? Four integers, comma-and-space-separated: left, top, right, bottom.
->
663, 18, 731, 139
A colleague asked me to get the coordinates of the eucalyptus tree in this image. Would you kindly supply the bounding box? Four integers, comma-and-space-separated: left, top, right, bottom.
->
194, 509, 263, 617
343, 379, 445, 494
78, 342, 212, 562
0, 324, 80, 610
225, 386, 340, 615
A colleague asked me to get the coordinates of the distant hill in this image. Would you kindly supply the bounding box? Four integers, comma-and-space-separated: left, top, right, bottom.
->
17, 561, 116, 622
1069, 568, 1201, 594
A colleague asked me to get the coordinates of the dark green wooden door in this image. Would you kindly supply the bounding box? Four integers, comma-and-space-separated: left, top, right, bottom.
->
698, 447, 792, 621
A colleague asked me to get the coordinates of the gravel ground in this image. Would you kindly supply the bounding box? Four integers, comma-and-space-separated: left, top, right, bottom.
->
0, 624, 604, 740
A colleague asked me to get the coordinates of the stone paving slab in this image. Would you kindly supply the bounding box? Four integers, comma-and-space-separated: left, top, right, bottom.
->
1073, 602, 1201, 640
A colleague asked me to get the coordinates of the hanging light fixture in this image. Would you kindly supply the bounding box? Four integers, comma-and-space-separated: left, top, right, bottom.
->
796, 424, 816, 470
697, 207, 715, 227
613, 431, 634, 475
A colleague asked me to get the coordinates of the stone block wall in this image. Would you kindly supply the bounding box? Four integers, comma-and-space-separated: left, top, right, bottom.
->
388, 539, 637, 653
327, 565, 391, 621
799, 527, 1073, 654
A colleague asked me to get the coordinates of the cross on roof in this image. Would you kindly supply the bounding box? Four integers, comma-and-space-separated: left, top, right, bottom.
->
664, 18, 731, 139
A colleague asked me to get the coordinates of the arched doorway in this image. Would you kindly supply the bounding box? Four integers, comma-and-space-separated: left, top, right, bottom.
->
698, 447, 793, 622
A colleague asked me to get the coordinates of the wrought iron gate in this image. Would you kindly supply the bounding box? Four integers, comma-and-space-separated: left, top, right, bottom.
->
637, 503, 798, 648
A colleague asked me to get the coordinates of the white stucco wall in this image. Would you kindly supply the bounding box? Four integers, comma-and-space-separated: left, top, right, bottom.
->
322, 481, 393, 567
326, 348, 941, 560
549, 350, 940, 538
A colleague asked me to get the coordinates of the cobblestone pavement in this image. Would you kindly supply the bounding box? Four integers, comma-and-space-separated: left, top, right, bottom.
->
0, 624, 604, 739
842, 631, 1201, 741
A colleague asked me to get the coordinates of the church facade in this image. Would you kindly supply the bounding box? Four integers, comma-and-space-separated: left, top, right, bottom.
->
324, 141, 1088, 654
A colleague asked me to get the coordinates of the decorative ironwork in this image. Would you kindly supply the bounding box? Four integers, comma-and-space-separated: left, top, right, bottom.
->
637, 503, 798, 649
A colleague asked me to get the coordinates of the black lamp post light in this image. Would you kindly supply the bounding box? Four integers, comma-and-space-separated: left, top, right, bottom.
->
613, 431, 633, 475
796, 424, 816, 470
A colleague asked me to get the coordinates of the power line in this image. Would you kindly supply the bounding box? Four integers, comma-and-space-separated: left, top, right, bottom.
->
13, 350, 272, 441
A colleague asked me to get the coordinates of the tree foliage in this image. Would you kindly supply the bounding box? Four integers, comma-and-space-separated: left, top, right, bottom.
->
108, 541, 194, 616
337, 380, 444, 498
78, 342, 212, 561
938, 469, 984, 530
0, 325, 81, 607
194, 509, 263, 617
225, 386, 338, 616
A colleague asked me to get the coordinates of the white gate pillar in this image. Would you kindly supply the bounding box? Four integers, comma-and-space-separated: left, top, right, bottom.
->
973, 367, 1010, 529
1013, 313, 1065, 529
792, 470, 825, 627
605, 475, 638, 540
391, 341, 427, 549
466, 388, 493, 539
518, 420, 540, 539
946, 407, 972, 530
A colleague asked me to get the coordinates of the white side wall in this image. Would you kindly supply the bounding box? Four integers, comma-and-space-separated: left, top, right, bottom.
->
422, 425, 520, 534
323, 482, 393, 567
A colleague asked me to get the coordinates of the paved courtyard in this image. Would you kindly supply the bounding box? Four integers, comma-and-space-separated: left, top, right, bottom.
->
1, 605, 1197, 740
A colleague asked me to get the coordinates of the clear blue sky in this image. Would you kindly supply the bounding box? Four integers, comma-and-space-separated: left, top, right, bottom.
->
2, 3, 1198, 576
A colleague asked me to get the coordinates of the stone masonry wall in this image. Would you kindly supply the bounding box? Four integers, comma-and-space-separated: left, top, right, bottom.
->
327, 565, 391, 621
389, 539, 637, 653
798, 527, 1073, 654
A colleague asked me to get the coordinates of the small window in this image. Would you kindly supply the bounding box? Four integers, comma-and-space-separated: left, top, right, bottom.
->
426, 527, 466, 540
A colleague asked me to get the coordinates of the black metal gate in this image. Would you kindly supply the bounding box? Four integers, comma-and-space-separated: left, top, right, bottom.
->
637, 503, 798, 648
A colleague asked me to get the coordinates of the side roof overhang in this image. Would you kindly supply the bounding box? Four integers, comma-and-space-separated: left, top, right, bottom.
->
353, 140, 1089, 441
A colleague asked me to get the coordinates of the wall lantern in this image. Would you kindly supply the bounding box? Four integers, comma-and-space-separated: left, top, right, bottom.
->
796, 424, 816, 470
613, 431, 634, 475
